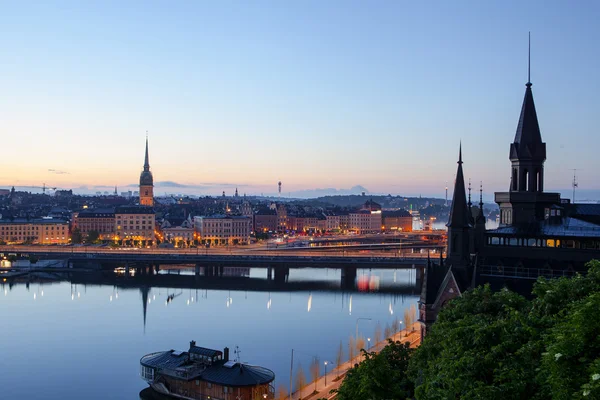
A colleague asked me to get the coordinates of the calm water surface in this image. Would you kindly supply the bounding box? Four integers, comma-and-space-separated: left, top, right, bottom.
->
0, 267, 418, 400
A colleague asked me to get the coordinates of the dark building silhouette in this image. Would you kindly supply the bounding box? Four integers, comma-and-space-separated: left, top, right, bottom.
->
419, 64, 600, 337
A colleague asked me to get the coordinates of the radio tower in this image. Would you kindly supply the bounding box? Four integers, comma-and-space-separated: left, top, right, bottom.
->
571, 169, 579, 204
445, 182, 448, 207
278, 181, 282, 199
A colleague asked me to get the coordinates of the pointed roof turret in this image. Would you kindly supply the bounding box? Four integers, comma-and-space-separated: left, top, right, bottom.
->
447, 143, 472, 229
510, 33, 546, 162
476, 182, 486, 224
143, 133, 150, 171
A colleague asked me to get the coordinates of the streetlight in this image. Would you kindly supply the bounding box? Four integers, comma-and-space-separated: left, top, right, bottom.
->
356, 317, 372, 340
324, 360, 328, 386
367, 337, 371, 350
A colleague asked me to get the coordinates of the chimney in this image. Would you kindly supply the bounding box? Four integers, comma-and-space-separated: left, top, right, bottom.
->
224, 347, 229, 362
190, 340, 196, 350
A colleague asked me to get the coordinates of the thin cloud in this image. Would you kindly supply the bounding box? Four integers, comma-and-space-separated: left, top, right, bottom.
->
48, 169, 69, 175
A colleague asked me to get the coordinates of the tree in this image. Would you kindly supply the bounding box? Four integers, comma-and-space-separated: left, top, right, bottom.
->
310, 356, 320, 394
391, 318, 399, 341
334, 340, 414, 400
336, 340, 344, 378
374, 321, 382, 344
355, 336, 366, 361
276, 384, 288, 400
384, 323, 391, 340
295, 362, 306, 393
348, 336, 356, 365
408, 285, 534, 399
71, 228, 82, 244
87, 230, 100, 244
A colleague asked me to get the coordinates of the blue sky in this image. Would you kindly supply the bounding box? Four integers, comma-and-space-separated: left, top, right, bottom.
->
0, 1, 598, 199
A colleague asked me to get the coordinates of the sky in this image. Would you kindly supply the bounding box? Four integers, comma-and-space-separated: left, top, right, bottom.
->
0, 1, 599, 199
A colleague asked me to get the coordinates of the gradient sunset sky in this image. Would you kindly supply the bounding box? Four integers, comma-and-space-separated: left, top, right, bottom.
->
1, 1, 599, 198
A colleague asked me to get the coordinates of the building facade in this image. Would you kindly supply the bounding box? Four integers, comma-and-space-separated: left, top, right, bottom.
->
139, 137, 154, 207
115, 206, 155, 246
0, 218, 69, 244
349, 200, 382, 234
194, 215, 252, 245
72, 208, 115, 241
382, 210, 413, 232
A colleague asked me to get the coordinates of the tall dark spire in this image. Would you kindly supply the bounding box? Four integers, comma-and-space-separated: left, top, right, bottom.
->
144, 132, 150, 171
510, 33, 545, 162
477, 182, 485, 223
447, 143, 471, 229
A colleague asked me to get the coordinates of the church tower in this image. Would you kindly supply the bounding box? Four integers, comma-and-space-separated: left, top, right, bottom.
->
139, 136, 154, 207
495, 35, 560, 226
447, 144, 472, 265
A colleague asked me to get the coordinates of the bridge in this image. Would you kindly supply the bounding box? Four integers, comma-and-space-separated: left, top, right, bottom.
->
0, 245, 430, 288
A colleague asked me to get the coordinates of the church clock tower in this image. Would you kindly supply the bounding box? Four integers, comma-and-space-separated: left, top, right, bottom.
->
139, 136, 154, 207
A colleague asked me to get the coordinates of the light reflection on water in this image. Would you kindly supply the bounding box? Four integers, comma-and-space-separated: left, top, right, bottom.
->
0, 267, 418, 400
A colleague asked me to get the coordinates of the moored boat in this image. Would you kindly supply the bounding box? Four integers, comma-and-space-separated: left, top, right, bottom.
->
140, 341, 275, 400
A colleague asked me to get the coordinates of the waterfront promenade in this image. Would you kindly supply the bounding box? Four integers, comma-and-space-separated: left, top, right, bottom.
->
290, 323, 421, 400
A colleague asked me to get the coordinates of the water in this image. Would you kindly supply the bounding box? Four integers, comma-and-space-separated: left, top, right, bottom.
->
0, 267, 418, 400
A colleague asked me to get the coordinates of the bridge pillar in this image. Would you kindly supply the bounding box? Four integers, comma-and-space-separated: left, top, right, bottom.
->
267, 267, 273, 280
274, 266, 288, 283
125, 263, 130, 276
154, 264, 160, 274
195, 264, 200, 276
218, 266, 224, 277
341, 266, 357, 289
415, 264, 424, 288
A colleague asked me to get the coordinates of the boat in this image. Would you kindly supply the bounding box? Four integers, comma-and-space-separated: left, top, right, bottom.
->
140, 341, 275, 400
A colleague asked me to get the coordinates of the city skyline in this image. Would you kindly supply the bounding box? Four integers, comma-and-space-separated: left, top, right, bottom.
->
1, 1, 599, 199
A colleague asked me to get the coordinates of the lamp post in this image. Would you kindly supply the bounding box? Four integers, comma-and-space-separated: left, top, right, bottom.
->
324, 360, 328, 386
367, 337, 371, 350
356, 317, 372, 340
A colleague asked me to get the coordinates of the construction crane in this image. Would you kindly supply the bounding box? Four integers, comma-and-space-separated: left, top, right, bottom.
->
18, 183, 58, 194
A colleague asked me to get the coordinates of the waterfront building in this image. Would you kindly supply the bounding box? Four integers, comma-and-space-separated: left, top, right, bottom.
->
115, 206, 155, 246
382, 210, 413, 232
349, 200, 382, 234
0, 218, 69, 244
276, 203, 288, 232
139, 136, 154, 207
160, 216, 194, 247
72, 208, 115, 241
140, 341, 275, 400
194, 215, 251, 245
254, 208, 277, 233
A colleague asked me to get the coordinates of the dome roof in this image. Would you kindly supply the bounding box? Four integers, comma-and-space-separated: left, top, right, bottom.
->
140, 170, 153, 186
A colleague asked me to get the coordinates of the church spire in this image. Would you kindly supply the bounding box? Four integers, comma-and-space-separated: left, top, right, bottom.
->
144, 132, 150, 171
447, 143, 471, 229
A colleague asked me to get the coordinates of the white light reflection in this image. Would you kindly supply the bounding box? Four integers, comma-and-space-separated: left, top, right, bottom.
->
115, 292, 119, 299
307, 294, 312, 312
4, 289, 7, 296
77, 292, 80, 298
187, 299, 190, 305
71, 293, 74, 300
41, 290, 44, 297
110, 295, 113, 302
33, 293, 37, 300
389, 302, 394, 315
349, 295, 352, 315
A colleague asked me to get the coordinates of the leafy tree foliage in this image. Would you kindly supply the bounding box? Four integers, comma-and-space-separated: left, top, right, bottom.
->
409, 260, 600, 400
71, 228, 82, 244
334, 340, 413, 400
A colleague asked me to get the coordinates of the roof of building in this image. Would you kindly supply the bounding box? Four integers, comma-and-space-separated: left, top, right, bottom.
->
116, 206, 155, 214
77, 208, 116, 217
421, 258, 449, 304
0, 218, 68, 225
488, 217, 600, 238
201, 361, 275, 387
140, 350, 275, 387
382, 209, 411, 218
510, 82, 546, 161
189, 346, 222, 358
